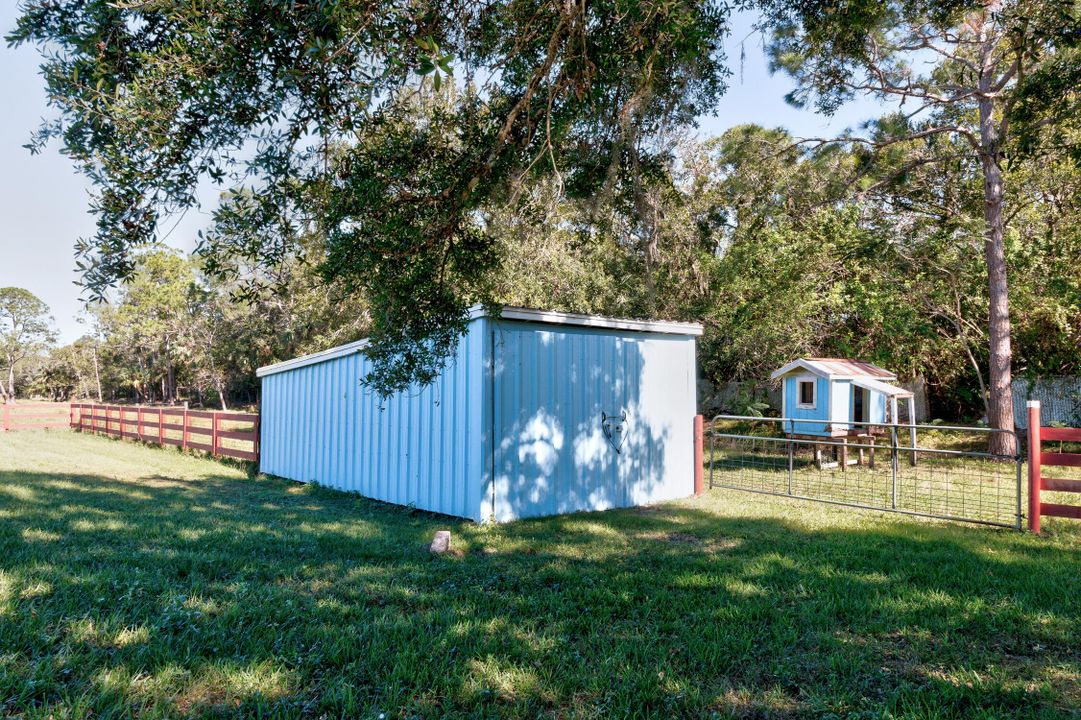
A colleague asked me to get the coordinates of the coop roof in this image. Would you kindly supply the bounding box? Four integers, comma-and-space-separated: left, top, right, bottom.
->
851, 376, 913, 397
770, 358, 897, 381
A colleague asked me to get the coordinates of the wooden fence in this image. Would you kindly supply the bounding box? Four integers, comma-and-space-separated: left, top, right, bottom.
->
70, 402, 260, 462
1, 402, 70, 431
1027, 400, 1081, 532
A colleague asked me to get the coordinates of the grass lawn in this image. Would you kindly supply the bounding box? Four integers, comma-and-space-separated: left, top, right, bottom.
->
2, 430, 1079, 719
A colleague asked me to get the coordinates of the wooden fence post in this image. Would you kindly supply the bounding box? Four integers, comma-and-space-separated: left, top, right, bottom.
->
253, 413, 261, 465
211, 412, 220, 457
694, 414, 704, 497
182, 403, 189, 451
1028, 400, 1042, 534
137, 406, 144, 443
158, 409, 164, 448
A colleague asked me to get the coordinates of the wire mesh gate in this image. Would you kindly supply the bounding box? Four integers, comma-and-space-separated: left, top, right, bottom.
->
708, 416, 1023, 529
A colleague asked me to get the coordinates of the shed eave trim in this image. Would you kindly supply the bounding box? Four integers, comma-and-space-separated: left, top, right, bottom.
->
851, 376, 913, 397
256, 339, 369, 377
481, 305, 704, 336
771, 360, 828, 380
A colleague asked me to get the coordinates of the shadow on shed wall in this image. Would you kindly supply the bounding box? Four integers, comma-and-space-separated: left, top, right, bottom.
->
487, 321, 695, 521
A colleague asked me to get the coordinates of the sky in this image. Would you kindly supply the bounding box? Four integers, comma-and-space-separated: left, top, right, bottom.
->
0, 8, 888, 345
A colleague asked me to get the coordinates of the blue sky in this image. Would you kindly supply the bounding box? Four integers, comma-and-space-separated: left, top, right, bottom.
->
0, 8, 887, 344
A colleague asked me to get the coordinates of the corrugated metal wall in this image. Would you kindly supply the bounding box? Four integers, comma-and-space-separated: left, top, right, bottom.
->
260, 321, 489, 521
1013, 376, 1081, 429
490, 321, 696, 521
260, 315, 698, 522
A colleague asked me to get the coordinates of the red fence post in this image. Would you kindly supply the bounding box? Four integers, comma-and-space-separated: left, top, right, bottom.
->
694, 414, 704, 497
1028, 400, 1042, 534
253, 413, 261, 465
211, 412, 219, 457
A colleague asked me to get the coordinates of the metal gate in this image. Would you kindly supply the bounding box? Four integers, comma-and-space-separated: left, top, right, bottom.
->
708, 416, 1023, 529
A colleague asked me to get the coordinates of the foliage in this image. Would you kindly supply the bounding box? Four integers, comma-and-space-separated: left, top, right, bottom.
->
755, 0, 1081, 448
695, 123, 1079, 419
33, 248, 369, 407
9, 0, 732, 392
0, 287, 56, 402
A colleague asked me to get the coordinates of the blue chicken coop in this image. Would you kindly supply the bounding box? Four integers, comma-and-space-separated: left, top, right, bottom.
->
770, 358, 916, 468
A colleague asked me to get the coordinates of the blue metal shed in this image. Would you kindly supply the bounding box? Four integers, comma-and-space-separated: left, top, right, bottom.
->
769, 358, 913, 437
257, 306, 702, 522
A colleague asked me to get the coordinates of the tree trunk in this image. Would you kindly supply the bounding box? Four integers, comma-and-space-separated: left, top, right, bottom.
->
166, 365, 176, 404
981, 155, 1016, 455
977, 63, 1016, 455
6, 364, 15, 402
92, 346, 103, 402
215, 377, 229, 411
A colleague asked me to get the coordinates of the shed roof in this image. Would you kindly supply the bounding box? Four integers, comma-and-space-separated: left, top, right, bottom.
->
770, 357, 897, 381
257, 305, 703, 378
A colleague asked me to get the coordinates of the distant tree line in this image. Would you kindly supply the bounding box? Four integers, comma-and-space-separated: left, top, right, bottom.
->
5, 254, 369, 409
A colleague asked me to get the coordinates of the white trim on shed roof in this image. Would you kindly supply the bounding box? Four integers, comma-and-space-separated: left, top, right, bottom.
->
257, 339, 368, 378
257, 306, 703, 378
851, 376, 913, 397
486, 305, 703, 336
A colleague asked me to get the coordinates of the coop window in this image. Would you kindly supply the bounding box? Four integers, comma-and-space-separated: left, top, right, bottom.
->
797, 379, 816, 409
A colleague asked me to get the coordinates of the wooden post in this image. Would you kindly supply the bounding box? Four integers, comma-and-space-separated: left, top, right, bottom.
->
137, 406, 144, 442
211, 412, 220, 458
158, 408, 164, 448
1028, 400, 1042, 534
693, 414, 704, 496
182, 402, 189, 451
69, 403, 75, 430
253, 413, 261, 465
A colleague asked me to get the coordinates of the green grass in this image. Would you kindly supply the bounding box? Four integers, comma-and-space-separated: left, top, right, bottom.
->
2, 431, 1080, 719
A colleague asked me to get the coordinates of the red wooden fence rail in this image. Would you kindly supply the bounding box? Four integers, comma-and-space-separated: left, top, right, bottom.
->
1, 402, 70, 431
70, 402, 260, 463
1027, 400, 1081, 533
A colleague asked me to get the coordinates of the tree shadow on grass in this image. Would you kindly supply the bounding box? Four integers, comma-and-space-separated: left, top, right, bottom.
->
0, 470, 1078, 719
